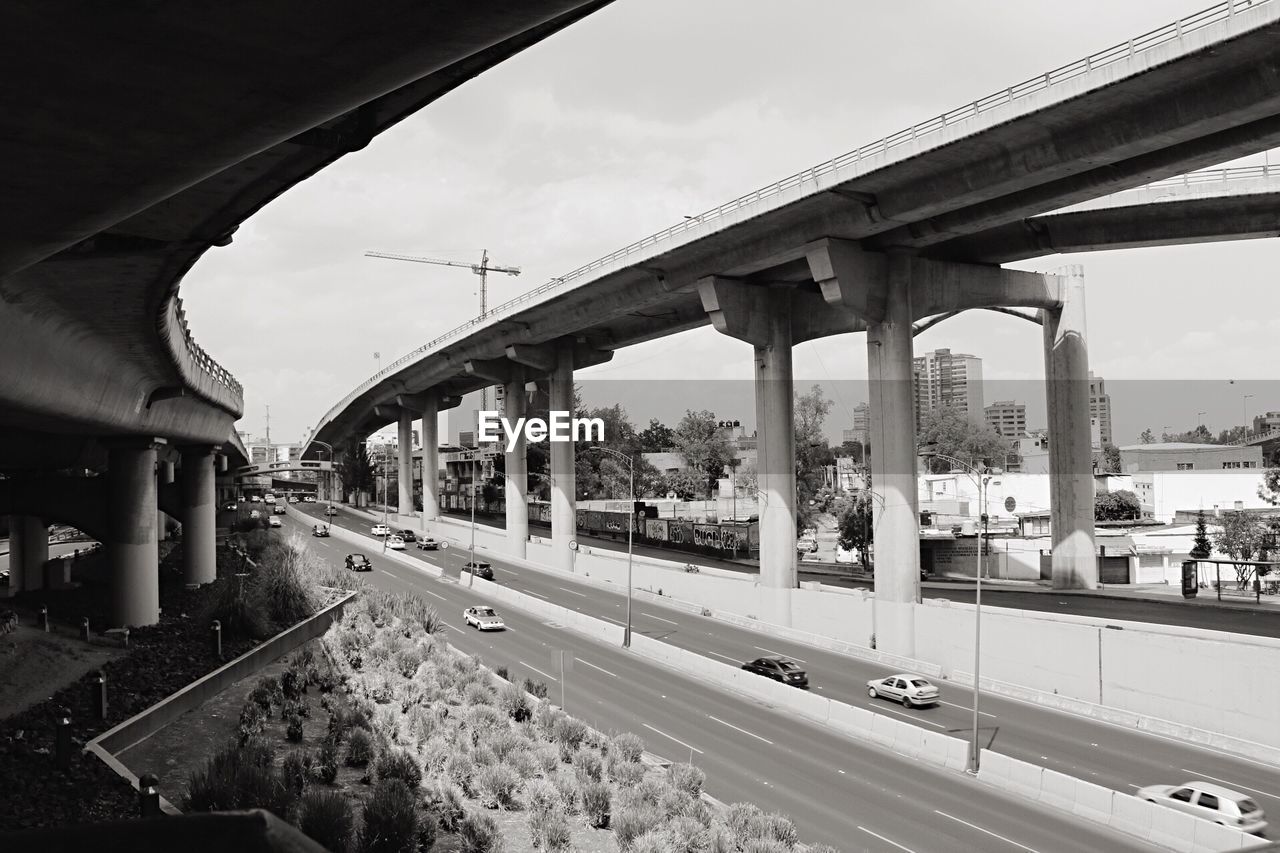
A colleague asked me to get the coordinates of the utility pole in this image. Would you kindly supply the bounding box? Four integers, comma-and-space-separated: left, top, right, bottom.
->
365, 249, 520, 414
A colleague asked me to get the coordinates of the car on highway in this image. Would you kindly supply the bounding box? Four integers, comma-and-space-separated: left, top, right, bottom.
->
397, 529, 416, 542
250, 495, 262, 503
417, 537, 442, 551
742, 656, 808, 688
345, 553, 372, 572
867, 674, 940, 708
1137, 781, 1266, 835
462, 561, 494, 580
273, 505, 286, 515
463, 606, 505, 631
223, 502, 238, 512
249, 509, 261, 519
325, 507, 338, 516
371, 524, 390, 537
269, 517, 282, 528
312, 525, 330, 537
386, 535, 406, 551
264, 494, 276, 504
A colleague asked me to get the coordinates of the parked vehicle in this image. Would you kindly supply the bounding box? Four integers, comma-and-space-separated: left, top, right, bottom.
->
867, 674, 940, 708
345, 553, 372, 572
397, 529, 416, 542
371, 524, 390, 537
1137, 782, 1266, 835
312, 525, 330, 538
463, 606, 505, 631
304, 496, 316, 502
386, 535, 406, 551
462, 561, 494, 580
741, 656, 808, 688
417, 537, 441, 551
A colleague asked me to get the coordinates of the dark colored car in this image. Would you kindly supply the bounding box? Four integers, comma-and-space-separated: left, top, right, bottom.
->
417, 537, 441, 551
223, 502, 238, 512
742, 656, 808, 688
397, 529, 416, 542
312, 525, 330, 538
462, 561, 494, 581
324, 507, 338, 516
345, 553, 372, 572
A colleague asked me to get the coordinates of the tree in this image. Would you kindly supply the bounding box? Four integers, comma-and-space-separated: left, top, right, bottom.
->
337, 443, 375, 500
1217, 425, 1247, 444
1162, 424, 1215, 444
1094, 489, 1142, 521
1257, 466, 1280, 507
637, 418, 675, 453
1101, 444, 1122, 474
672, 409, 733, 497
1190, 509, 1212, 559
1212, 511, 1266, 587
1139, 428, 1156, 444
917, 406, 1010, 474
659, 468, 705, 501
835, 469, 874, 569
794, 385, 835, 528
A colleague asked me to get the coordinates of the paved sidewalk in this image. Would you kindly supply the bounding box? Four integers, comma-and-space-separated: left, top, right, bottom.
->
924, 574, 1280, 613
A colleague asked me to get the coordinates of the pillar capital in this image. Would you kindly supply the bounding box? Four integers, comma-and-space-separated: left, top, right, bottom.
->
175, 443, 220, 457
505, 343, 557, 373
806, 238, 889, 322
908, 257, 1064, 319
101, 435, 167, 451
464, 358, 513, 383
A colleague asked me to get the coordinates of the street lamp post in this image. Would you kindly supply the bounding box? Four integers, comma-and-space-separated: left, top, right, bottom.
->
468, 449, 478, 588
588, 446, 635, 647
921, 448, 994, 773
310, 440, 335, 525
1244, 394, 1255, 437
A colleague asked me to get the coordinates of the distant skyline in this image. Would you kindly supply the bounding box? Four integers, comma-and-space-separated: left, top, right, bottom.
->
182, 0, 1280, 449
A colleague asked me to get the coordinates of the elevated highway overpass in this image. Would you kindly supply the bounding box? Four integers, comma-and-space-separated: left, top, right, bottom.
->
305, 0, 1280, 655
0, 0, 613, 625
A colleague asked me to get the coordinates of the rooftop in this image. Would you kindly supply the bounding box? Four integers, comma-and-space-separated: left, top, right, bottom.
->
1118, 442, 1238, 451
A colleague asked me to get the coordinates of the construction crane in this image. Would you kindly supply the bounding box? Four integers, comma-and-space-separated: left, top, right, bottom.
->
365, 249, 521, 412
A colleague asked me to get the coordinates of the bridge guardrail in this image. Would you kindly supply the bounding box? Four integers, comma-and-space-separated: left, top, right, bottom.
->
306, 0, 1273, 452
161, 295, 244, 417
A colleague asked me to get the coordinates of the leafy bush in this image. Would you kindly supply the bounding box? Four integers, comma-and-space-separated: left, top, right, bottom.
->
534, 745, 560, 776
726, 802, 763, 843
374, 747, 423, 789
249, 538, 320, 632
523, 778, 559, 813
611, 732, 645, 763
667, 816, 712, 853
248, 681, 277, 714
345, 727, 375, 767
416, 804, 438, 853
444, 752, 476, 795
237, 701, 267, 745
758, 814, 798, 849
395, 646, 424, 679
572, 749, 603, 783
614, 801, 663, 851
374, 705, 402, 743
497, 681, 532, 722
359, 779, 420, 853
494, 665, 509, 681
298, 789, 355, 853
669, 762, 705, 798
523, 677, 549, 699
609, 758, 645, 787
459, 811, 505, 853
281, 750, 310, 798
630, 831, 666, 853
473, 762, 521, 809
185, 741, 292, 817
430, 780, 467, 832
552, 717, 587, 759
740, 841, 790, 853
552, 771, 579, 815
529, 804, 572, 852
286, 713, 305, 743
315, 741, 339, 784
581, 780, 611, 828
281, 667, 305, 701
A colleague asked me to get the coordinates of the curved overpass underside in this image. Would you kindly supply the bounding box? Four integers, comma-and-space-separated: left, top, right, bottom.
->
0, 0, 613, 624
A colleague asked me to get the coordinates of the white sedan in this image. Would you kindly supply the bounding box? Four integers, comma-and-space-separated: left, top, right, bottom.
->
867, 674, 940, 708
1137, 781, 1266, 835
371, 524, 390, 537
463, 606, 505, 631
386, 535, 406, 551
268, 517, 282, 528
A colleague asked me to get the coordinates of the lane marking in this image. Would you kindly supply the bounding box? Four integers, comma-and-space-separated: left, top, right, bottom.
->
557, 587, 589, 597
938, 700, 997, 718
754, 645, 805, 663
933, 810, 1040, 853
707, 715, 774, 745
642, 612, 680, 626
871, 704, 948, 730
577, 658, 618, 678
857, 826, 918, 852
642, 723, 703, 755
523, 589, 548, 599
1179, 769, 1278, 799
598, 615, 627, 626
420, 589, 447, 602
440, 622, 459, 632
705, 650, 743, 664
519, 661, 559, 682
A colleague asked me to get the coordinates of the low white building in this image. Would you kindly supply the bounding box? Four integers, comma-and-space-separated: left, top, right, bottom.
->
1131, 470, 1270, 523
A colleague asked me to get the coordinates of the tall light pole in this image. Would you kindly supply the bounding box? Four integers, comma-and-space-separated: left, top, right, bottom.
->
310, 439, 335, 520
921, 447, 995, 773
466, 448, 479, 587
1244, 394, 1255, 437
588, 446, 635, 647
381, 445, 390, 553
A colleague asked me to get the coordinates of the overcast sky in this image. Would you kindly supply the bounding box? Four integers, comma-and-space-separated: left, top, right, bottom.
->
182, 0, 1280, 449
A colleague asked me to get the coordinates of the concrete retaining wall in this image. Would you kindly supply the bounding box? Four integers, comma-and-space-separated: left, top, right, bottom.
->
977, 750, 1254, 853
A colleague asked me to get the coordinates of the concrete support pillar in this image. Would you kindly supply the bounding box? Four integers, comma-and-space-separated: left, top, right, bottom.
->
867, 257, 920, 656
180, 445, 218, 587
157, 459, 174, 541
106, 438, 163, 627
397, 408, 414, 518
420, 393, 441, 523
754, 288, 797, 626
549, 343, 576, 571
1042, 266, 1097, 589
504, 367, 529, 558
8, 515, 48, 593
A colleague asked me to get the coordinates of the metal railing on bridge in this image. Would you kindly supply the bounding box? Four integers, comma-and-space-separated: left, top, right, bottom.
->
308, 0, 1273, 449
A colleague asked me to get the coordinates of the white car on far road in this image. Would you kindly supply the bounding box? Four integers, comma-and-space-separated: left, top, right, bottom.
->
269, 517, 282, 528
867, 674, 940, 708
1137, 781, 1266, 835
463, 606, 505, 631
386, 535, 405, 550
371, 524, 390, 537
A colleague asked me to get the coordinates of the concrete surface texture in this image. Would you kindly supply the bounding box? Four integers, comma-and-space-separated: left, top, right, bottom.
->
292, 501, 1280, 832
277, 505, 1159, 852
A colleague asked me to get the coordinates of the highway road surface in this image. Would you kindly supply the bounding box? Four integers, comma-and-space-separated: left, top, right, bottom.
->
296, 503, 1280, 828
272, 508, 1162, 853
